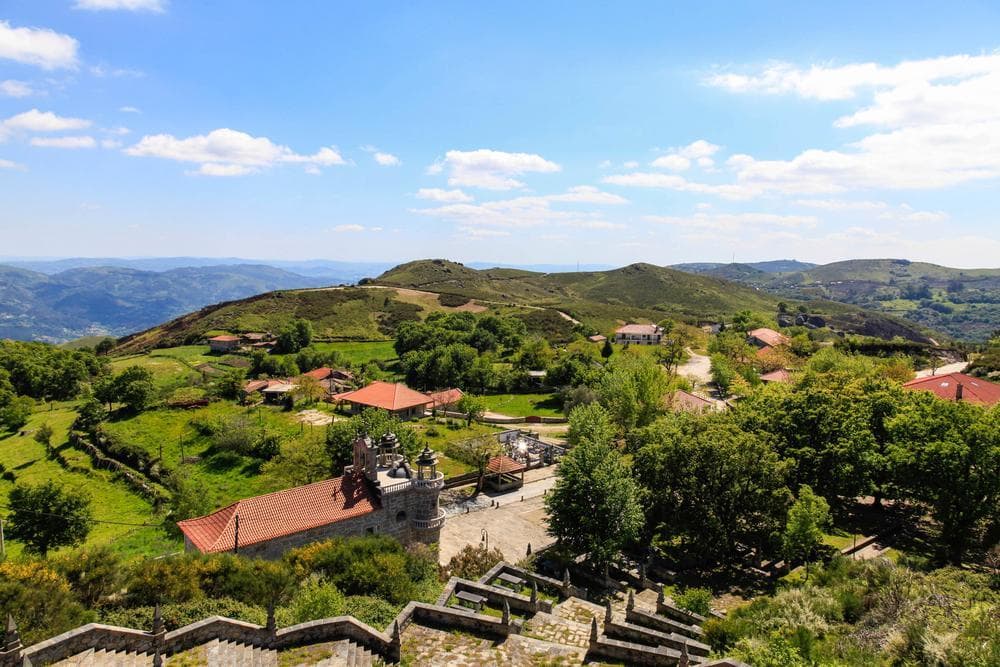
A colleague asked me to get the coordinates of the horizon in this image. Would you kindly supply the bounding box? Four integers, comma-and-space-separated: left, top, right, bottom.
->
2, 2, 1000, 266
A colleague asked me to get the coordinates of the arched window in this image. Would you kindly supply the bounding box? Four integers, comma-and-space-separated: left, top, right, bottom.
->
396, 511, 407, 522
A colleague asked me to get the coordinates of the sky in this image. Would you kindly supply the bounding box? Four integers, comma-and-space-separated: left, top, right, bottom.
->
1, 1, 1000, 268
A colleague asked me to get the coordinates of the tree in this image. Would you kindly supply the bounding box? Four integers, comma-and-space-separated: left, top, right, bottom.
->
165, 473, 215, 537
34, 422, 54, 456
887, 394, 1000, 564
94, 337, 116, 355
293, 375, 326, 405
567, 402, 616, 448
7, 481, 94, 556
450, 435, 502, 492
633, 411, 791, 565
782, 485, 831, 580
598, 353, 669, 434
545, 429, 644, 568
0, 394, 33, 431
276, 318, 314, 354
113, 366, 155, 413
455, 393, 487, 426
446, 543, 506, 580
601, 338, 613, 359
732, 310, 753, 333
214, 369, 246, 400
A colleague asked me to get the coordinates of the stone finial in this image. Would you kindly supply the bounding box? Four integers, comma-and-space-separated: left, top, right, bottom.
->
152, 648, 163, 667
501, 600, 511, 626
627, 589, 635, 611
589, 616, 599, 645
151, 604, 164, 636
604, 599, 612, 624
526, 543, 532, 556
266, 600, 276, 633
530, 581, 538, 604
639, 562, 646, 583
657, 586, 665, 606
4, 614, 21, 652
392, 619, 401, 642
562, 568, 571, 589
679, 640, 690, 667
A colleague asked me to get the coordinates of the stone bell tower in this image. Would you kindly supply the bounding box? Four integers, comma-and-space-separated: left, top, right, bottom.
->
409, 445, 445, 544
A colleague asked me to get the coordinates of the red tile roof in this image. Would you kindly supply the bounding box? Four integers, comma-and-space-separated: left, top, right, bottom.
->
243, 379, 269, 393
487, 455, 527, 474
178, 474, 378, 553
337, 381, 432, 411
302, 367, 333, 380
902, 372, 1000, 406
209, 335, 240, 342
760, 369, 792, 383
588, 334, 607, 342
427, 388, 464, 409
668, 390, 714, 413
748, 328, 790, 348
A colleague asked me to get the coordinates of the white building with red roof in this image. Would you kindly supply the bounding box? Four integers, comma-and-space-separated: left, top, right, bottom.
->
747, 327, 790, 349
902, 372, 1000, 406
208, 334, 241, 353
614, 323, 663, 345
335, 381, 433, 420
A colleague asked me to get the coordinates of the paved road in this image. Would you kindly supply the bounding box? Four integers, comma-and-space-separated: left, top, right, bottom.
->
914, 361, 968, 378
439, 475, 557, 565
676, 348, 712, 386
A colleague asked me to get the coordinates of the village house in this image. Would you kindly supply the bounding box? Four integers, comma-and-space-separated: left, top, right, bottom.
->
760, 368, 793, 384
666, 389, 715, 413
902, 372, 1000, 406
613, 323, 663, 345
427, 387, 464, 412
335, 381, 432, 420
178, 433, 445, 558
587, 334, 607, 343
208, 334, 241, 353
746, 327, 790, 349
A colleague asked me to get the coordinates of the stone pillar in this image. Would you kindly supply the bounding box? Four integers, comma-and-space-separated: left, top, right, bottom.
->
530, 581, 538, 606
589, 617, 599, 647
150, 605, 165, 666
389, 620, 402, 663
0, 615, 22, 667
266, 601, 277, 635
627, 589, 635, 612
679, 640, 690, 667
604, 599, 612, 624
657, 586, 665, 607
501, 600, 511, 627
562, 568, 571, 596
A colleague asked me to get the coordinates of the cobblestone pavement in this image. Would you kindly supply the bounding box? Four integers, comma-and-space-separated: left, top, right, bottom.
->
439, 478, 557, 565
401, 623, 585, 666
522, 611, 595, 649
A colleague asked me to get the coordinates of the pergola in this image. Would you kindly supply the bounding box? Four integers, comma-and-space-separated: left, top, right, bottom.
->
485, 455, 526, 492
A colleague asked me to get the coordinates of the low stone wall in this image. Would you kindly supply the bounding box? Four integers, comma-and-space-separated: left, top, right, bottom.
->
626, 607, 704, 640
409, 602, 519, 639
656, 600, 706, 627
609, 617, 710, 657
164, 617, 267, 655
21, 624, 153, 666
274, 617, 394, 660
589, 634, 681, 666
439, 577, 553, 615
481, 562, 588, 600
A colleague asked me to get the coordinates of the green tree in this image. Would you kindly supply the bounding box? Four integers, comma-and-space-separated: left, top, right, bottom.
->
0, 395, 33, 431
276, 318, 314, 354
94, 337, 116, 355
633, 411, 791, 565
887, 394, 1000, 564
545, 430, 644, 568
113, 366, 156, 413
782, 485, 831, 580
292, 375, 326, 405
598, 353, 669, 434
601, 338, 613, 359
34, 422, 54, 456
566, 402, 616, 448
7, 481, 94, 556
214, 369, 246, 400
450, 435, 501, 492
455, 393, 487, 426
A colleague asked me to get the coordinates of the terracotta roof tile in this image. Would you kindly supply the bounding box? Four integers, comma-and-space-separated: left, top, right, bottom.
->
337, 381, 432, 411
302, 367, 333, 380
615, 324, 661, 335
748, 328, 790, 347
760, 369, 792, 383
487, 455, 526, 474
427, 388, 464, 409
668, 389, 714, 413
902, 372, 1000, 406
209, 335, 240, 342
178, 474, 378, 553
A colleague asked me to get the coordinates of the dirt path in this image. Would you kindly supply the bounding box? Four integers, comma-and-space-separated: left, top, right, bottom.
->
914, 360, 968, 378
676, 348, 712, 386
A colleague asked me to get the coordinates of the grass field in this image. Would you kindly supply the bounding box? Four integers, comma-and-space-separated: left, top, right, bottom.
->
481, 393, 563, 417
0, 403, 177, 559
311, 340, 399, 366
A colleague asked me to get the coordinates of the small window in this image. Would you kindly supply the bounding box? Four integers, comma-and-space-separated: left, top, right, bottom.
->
366, 527, 375, 534
396, 511, 407, 522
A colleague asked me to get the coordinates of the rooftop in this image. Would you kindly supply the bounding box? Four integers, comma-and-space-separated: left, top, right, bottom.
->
668, 389, 714, 413
902, 372, 1000, 406
178, 474, 378, 553
748, 327, 790, 347
337, 381, 432, 411
427, 388, 464, 409
760, 369, 792, 383
615, 323, 661, 335
486, 455, 527, 474
209, 335, 240, 342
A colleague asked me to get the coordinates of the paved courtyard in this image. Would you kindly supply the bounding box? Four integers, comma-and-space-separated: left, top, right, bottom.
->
439, 475, 557, 565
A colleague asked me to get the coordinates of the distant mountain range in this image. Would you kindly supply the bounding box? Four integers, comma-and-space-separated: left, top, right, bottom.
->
672, 258, 1000, 342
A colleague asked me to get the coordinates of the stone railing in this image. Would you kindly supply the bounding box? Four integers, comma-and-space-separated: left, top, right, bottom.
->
378, 479, 413, 496
437, 576, 553, 616
412, 472, 445, 490
412, 508, 446, 530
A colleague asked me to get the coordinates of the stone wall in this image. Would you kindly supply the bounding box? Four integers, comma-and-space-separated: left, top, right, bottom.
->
625, 606, 703, 640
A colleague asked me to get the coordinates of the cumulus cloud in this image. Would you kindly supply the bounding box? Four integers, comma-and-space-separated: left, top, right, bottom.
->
1, 80, 33, 98
650, 154, 690, 171
120, 106, 141, 114
412, 186, 626, 232
0, 21, 79, 70
362, 145, 400, 166
649, 140, 721, 171
30, 135, 96, 149
0, 158, 25, 170
74, 0, 166, 11
333, 224, 367, 233
125, 128, 347, 176
415, 188, 473, 203
1, 109, 91, 141
688, 53, 1000, 196
430, 148, 560, 190
603, 171, 759, 200
645, 211, 819, 232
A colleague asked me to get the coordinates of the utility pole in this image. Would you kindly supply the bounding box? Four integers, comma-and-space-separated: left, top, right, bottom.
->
233, 514, 240, 554
1, 518, 5, 558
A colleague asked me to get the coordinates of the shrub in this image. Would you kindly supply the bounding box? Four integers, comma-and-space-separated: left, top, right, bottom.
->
445, 544, 505, 581
52, 545, 124, 607
673, 587, 712, 617
282, 579, 345, 624
0, 561, 93, 645
100, 598, 266, 630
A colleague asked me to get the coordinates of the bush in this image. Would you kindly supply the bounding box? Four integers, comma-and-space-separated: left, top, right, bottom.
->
282, 579, 345, 624
0, 561, 94, 645
52, 545, 124, 607
100, 598, 266, 630
445, 544, 505, 581
673, 587, 712, 616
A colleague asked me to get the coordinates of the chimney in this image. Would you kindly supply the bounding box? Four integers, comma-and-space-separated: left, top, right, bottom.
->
956, 382, 964, 401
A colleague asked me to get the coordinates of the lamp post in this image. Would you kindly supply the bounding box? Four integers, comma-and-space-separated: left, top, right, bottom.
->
481, 528, 489, 552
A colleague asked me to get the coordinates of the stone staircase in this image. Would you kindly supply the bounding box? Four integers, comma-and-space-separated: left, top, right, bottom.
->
48, 638, 376, 666
50, 648, 156, 666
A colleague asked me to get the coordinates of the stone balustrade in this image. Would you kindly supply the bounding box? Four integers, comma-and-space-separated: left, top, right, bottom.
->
412, 508, 446, 530
412, 472, 445, 490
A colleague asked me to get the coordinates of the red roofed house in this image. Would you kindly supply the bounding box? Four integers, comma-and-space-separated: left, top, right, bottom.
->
208, 334, 241, 353
178, 433, 446, 558
760, 369, 793, 384
336, 381, 433, 420
747, 327, 790, 349
614, 324, 663, 345
588, 334, 607, 343
302, 367, 334, 381
485, 455, 526, 492
902, 372, 1000, 406
427, 388, 464, 411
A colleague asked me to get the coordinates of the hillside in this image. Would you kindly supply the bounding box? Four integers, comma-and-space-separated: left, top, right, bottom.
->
671, 259, 816, 274
0, 264, 330, 343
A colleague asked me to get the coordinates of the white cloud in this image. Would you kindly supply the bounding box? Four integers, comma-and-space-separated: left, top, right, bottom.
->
30, 135, 95, 148
431, 148, 560, 190
692, 53, 1000, 196
623, 160, 640, 169
120, 106, 141, 114
603, 171, 759, 200
412, 186, 626, 232
125, 128, 347, 176
416, 188, 473, 203
101, 138, 123, 149
645, 211, 819, 232
103, 126, 130, 136
1, 109, 91, 140
362, 145, 400, 166
333, 224, 366, 233
677, 139, 721, 159
794, 198, 889, 211
1, 80, 33, 98
74, 0, 166, 12
0, 158, 25, 170
458, 227, 511, 239
0, 21, 79, 70
650, 154, 690, 171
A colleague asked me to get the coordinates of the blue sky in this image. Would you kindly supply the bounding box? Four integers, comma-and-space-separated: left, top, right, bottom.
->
2, 1, 999, 267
